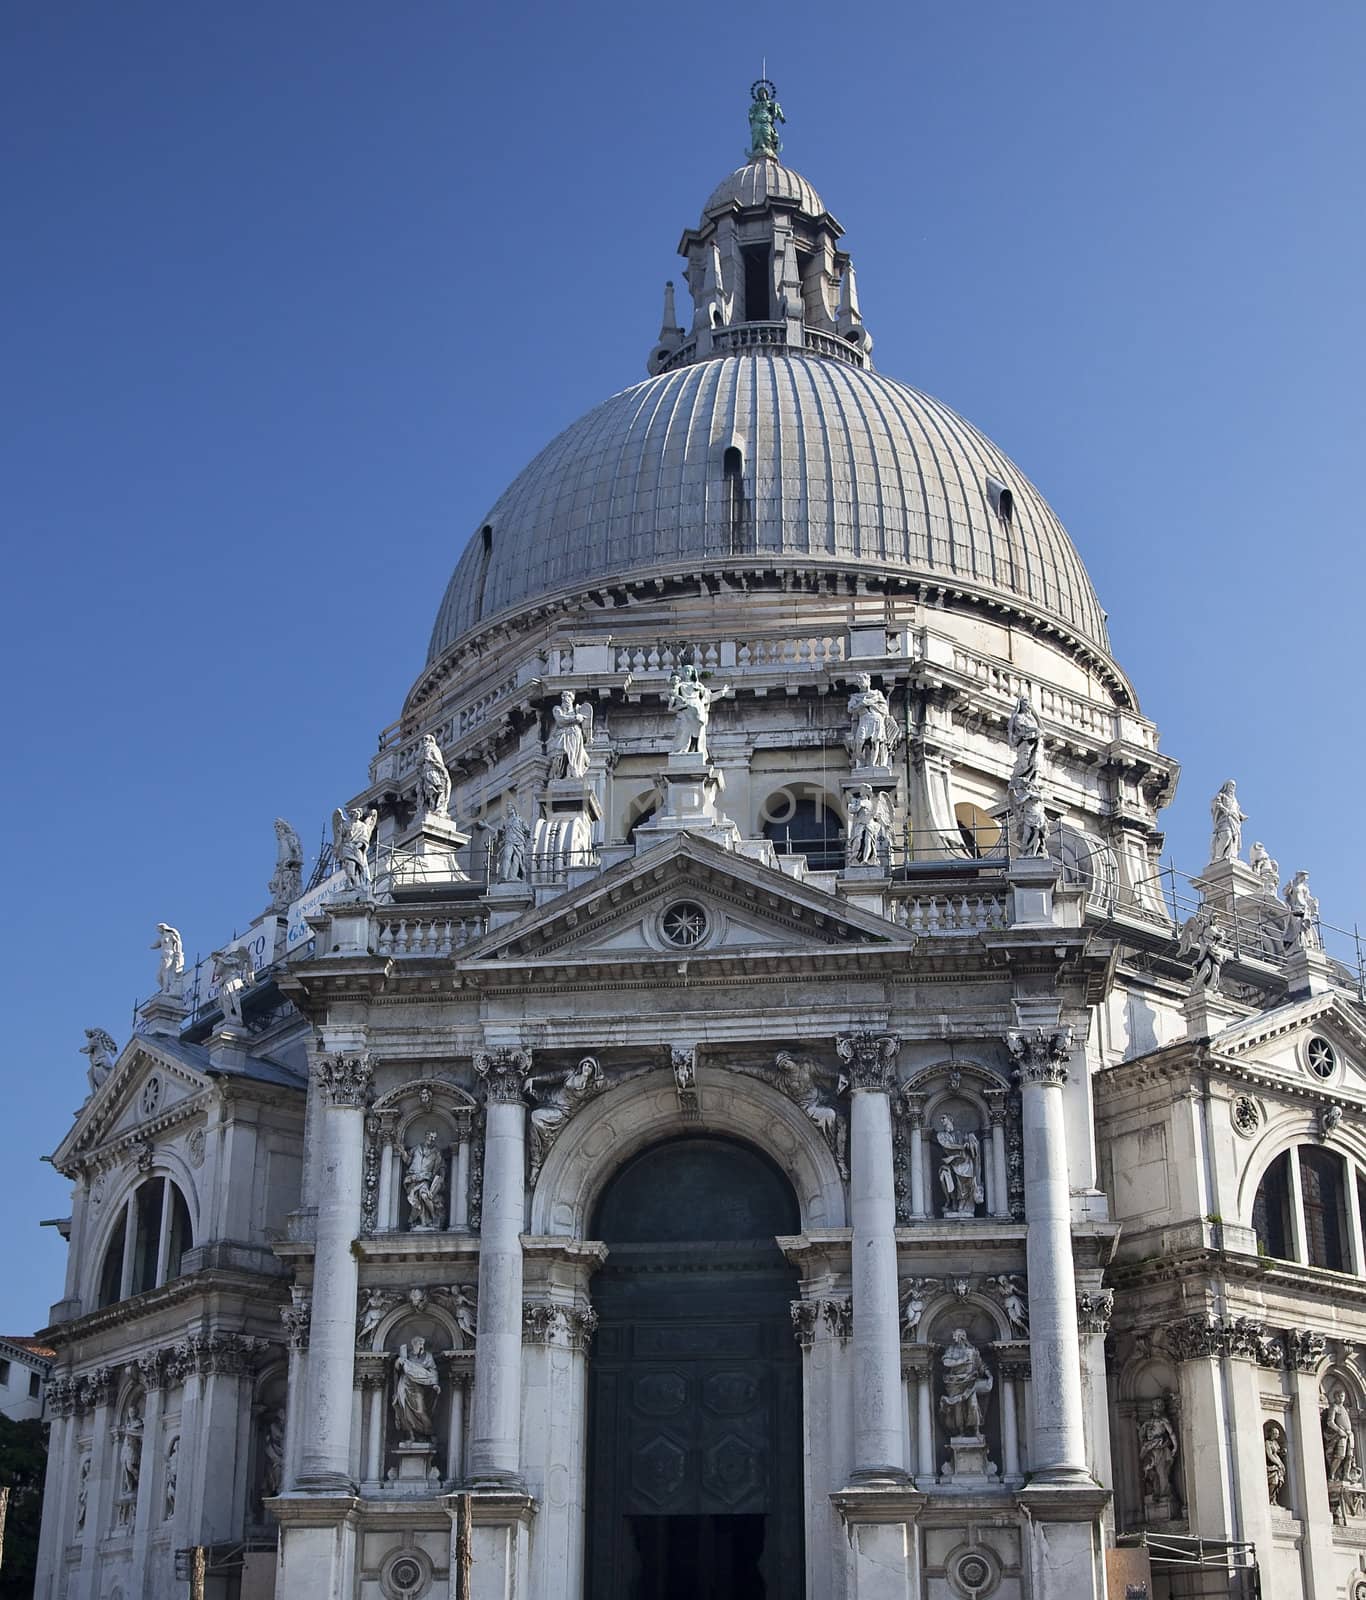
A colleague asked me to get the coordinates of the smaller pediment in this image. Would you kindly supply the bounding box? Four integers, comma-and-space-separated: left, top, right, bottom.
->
460, 833, 912, 968
51, 1035, 215, 1175
1211, 991, 1366, 1101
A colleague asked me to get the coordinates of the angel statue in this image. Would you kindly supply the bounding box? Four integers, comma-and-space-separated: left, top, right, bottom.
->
150, 923, 184, 996
269, 818, 304, 909
846, 784, 894, 869
547, 691, 592, 780
771, 1050, 849, 1177
667, 664, 733, 761
1209, 781, 1246, 865
524, 1057, 605, 1181
847, 674, 900, 770
81, 1028, 119, 1093
415, 735, 451, 819
1177, 905, 1233, 995
212, 945, 255, 1028
333, 805, 379, 895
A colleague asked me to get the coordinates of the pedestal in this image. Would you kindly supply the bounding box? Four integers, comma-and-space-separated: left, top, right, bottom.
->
535, 780, 601, 873
137, 991, 189, 1037
632, 752, 739, 849
1181, 986, 1247, 1040
942, 1434, 997, 1485
1192, 857, 1273, 917
1006, 855, 1061, 926
389, 814, 470, 890
484, 880, 535, 930
391, 1439, 441, 1488
1283, 945, 1339, 999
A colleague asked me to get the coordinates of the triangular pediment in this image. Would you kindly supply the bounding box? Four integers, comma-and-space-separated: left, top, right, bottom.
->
51, 1035, 214, 1175
460, 833, 911, 967
1210, 990, 1366, 1100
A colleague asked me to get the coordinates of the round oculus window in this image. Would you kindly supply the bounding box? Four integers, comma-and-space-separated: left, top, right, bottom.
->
661, 901, 709, 948
1307, 1037, 1338, 1080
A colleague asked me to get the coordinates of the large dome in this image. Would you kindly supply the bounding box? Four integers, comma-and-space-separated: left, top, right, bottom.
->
428, 351, 1110, 662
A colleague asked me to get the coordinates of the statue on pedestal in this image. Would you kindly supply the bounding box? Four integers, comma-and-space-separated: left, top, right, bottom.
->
1265, 1422, 1288, 1507
1284, 870, 1322, 952
747, 79, 785, 160
846, 783, 893, 868
477, 805, 530, 882
1005, 695, 1048, 857
1209, 781, 1246, 864
150, 924, 184, 996
771, 1050, 849, 1177
938, 1330, 993, 1437
415, 735, 452, 819
81, 1028, 119, 1093
667, 665, 732, 760
269, 818, 304, 909
163, 1435, 178, 1521
1007, 696, 1041, 793
211, 945, 254, 1028
261, 1408, 285, 1498
525, 1056, 604, 1181
935, 1115, 984, 1216
1177, 905, 1233, 994
1249, 841, 1280, 895
1137, 1396, 1179, 1508
547, 691, 593, 780
391, 1338, 440, 1442
401, 1131, 447, 1231
116, 1414, 143, 1526
847, 674, 899, 769
333, 805, 379, 895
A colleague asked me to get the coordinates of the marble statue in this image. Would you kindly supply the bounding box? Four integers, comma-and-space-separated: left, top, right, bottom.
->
1209, 781, 1246, 864
74, 1456, 89, 1534
1249, 841, 1280, 894
848, 674, 899, 769
415, 735, 452, 819
150, 923, 184, 996
401, 1131, 447, 1230
358, 1287, 392, 1345
525, 1057, 605, 1180
900, 1277, 938, 1339
1324, 1387, 1357, 1484
547, 690, 592, 780
666, 664, 732, 760
333, 805, 379, 895
1004, 693, 1049, 856
117, 1415, 143, 1524
1007, 695, 1042, 792
261, 1408, 285, 1498
81, 1028, 119, 1093
1137, 1397, 1179, 1503
1265, 1422, 1288, 1507
846, 784, 894, 868
772, 1050, 849, 1177
1010, 788, 1048, 859
938, 1329, 993, 1437
211, 945, 254, 1028
1178, 905, 1233, 994
449, 1283, 478, 1347
163, 1435, 178, 1521
747, 79, 785, 159
1284, 870, 1322, 951
479, 806, 530, 882
391, 1337, 440, 1442
935, 1114, 984, 1216
269, 818, 304, 910
987, 1274, 1029, 1335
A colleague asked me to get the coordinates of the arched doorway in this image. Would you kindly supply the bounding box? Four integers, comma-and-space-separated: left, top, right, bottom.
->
585, 1135, 804, 1599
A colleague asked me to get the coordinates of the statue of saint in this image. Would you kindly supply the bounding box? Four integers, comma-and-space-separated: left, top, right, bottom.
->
1249, 840, 1280, 895
333, 805, 379, 895
391, 1337, 441, 1442
415, 735, 452, 819
1324, 1388, 1357, 1484
846, 784, 894, 868
74, 1457, 89, 1534
211, 945, 254, 1028
401, 1131, 447, 1230
772, 1050, 849, 1176
81, 1028, 119, 1093
747, 80, 785, 159
150, 924, 184, 996
935, 1114, 984, 1216
667, 665, 733, 761
1209, 781, 1246, 864
525, 1057, 604, 1180
1137, 1397, 1179, 1501
1007, 695, 1042, 792
493, 807, 530, 882
1265, 1422, 1288, 1506
117, 1416, 143, 1522
163, 1435, 178, 1521
938, 1330, 993, 1438
547, 691, 592, 780
1284, 870, 1322, 952
847, 674, 899, 769
1010, 788, 1047, 858
269, 818, 304, 909
261, 1409, 285, 1498
1177, 905, 1233, 994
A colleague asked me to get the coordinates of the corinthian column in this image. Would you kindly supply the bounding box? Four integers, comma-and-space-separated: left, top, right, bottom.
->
468, 1047, 530, 1486
1006, 1020, 1090, 1482
297, 1050, 372, 1492
837, 1030, 908, 1483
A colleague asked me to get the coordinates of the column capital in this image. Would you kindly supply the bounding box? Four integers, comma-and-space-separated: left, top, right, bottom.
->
315, 1050, 374, 1108
475, 1047, 531, 1103
836, 1030, 901, 1092
1005, 1024, 1072, 1086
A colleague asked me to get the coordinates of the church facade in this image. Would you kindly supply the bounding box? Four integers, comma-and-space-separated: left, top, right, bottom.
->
34, 92, 1366, 1600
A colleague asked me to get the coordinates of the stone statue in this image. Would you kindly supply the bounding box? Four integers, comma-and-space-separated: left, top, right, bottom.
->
1137, 1397, 1179, 1503
938, 1329, 993, 1437
163, 1435, 178, 1521
772, 1050, 849, 1178
415, 735, 452, 819
401, 1131, 447, 1230
150, 924, 184, 996
1005, 694, 1048, 857
333, 805, 379, 895
1209, 781, 1246, 864
525, 1057, 605, 1181
1284, 870, 1322, 951
74, 1456, 89, 1534
449, 1283, 478, 1347
1249, 841, 1280, 895
117, 1414, 143, 1524
261, 1408, 285, 1498
391, 1337, 441, 1442
1010, 788, 1047, 858
269, 818, 304, 909
1007, 695, 1042, 793
1264, 1421, 1288, 1507
666, 664, 733, 761
81, 1028, 119, 1093
547, 691, 593, 780
479, 806, 530, 882
847, 674, 899, 769
935, 1114, 984, 1217
358, 1286, 392, 1345
747, 79, 785, 159
211, 945, 254, 1028
986, 1274, 1029, 1335
1324, 1387, 1357, 1484
846, 784, 894, 869
1177, 905, 1233, 994
900, 1277, 938, 1339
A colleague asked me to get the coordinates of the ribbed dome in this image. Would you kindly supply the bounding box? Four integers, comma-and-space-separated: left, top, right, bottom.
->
703, 157, 825, 218
428, 352, 1109, 663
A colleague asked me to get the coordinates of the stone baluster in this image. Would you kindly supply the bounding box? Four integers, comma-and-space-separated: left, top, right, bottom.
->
1006, 1019, 1091, 1482
468, 1047, 530, 1485
838, 1030, 909, 1483
297, 1050, 372, 1492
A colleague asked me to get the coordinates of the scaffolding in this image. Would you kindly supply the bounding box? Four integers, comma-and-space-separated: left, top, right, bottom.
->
1116, 1533, 1259, 1600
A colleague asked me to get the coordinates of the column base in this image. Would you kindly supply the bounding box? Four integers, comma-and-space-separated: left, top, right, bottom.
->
292, 1470, 358, 1495
1025, 1465, 1098, 1488
463, 1469, 527, 1491
847, 1464, 913, 1487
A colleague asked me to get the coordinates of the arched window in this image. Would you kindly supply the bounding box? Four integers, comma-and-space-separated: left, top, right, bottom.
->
1301, 1147, 1349, 1272
762, 793, 844, 871
472, 524, 494, 621
96, 1177, 193, 1309
1252, 1151, 1292, 1260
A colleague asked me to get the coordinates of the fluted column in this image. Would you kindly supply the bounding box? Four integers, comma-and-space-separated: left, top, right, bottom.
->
468, 1047, 529, 1486
1007, 1021, 1090, 1482
839, 1030, 909, 1483
297, 1050, 372, 1492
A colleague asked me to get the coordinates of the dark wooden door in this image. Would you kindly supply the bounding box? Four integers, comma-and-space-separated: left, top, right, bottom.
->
586, 1138, 804, 1600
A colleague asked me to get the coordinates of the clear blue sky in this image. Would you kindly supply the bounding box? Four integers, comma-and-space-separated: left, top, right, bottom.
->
4, 1, 1364, 1332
